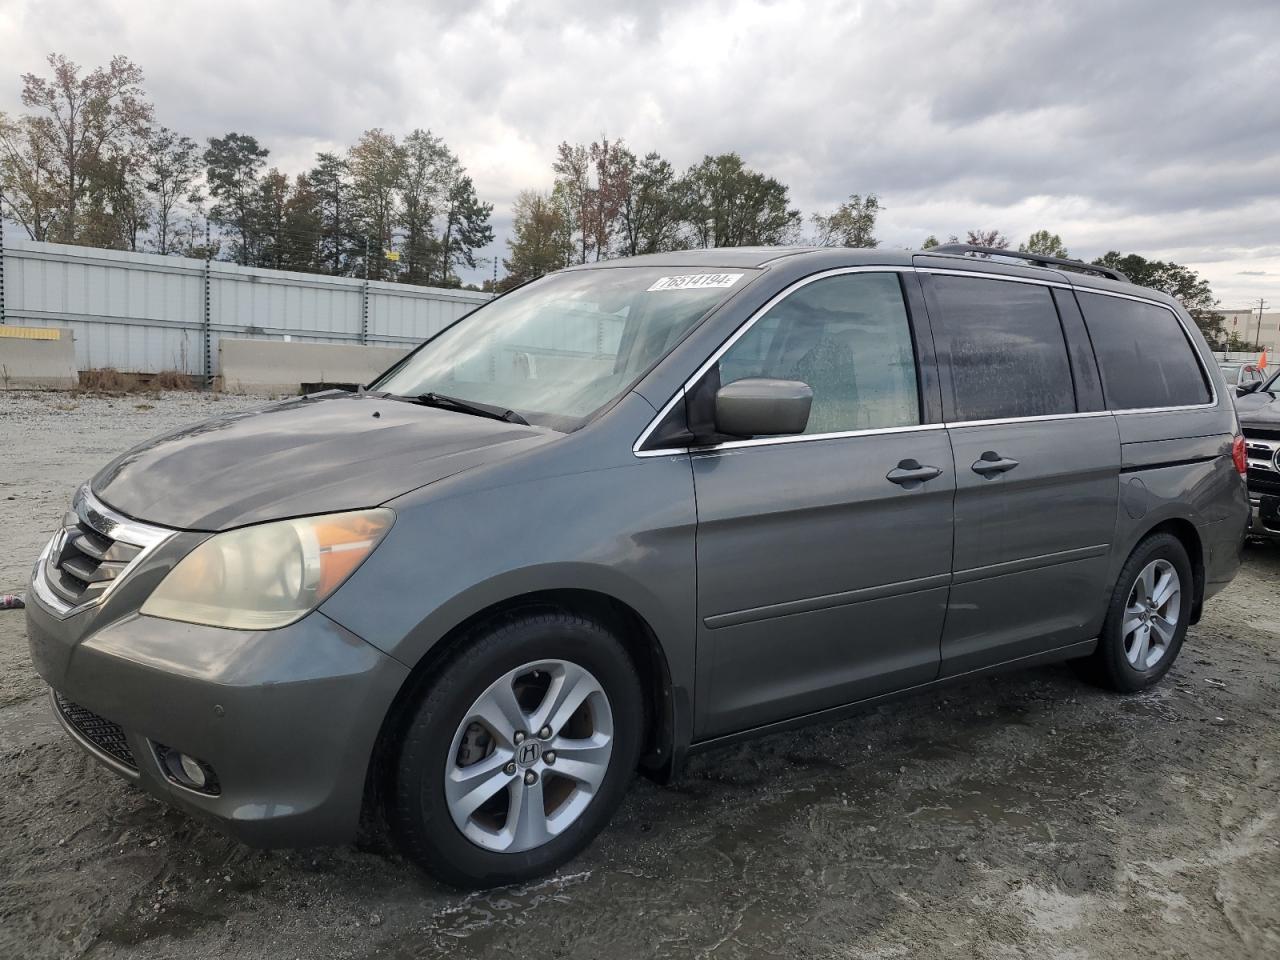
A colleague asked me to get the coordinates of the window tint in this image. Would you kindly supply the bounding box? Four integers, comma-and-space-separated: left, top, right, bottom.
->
717, 272, 919, 434
1077, 293, 1211, 410
929, 276, 1075, 422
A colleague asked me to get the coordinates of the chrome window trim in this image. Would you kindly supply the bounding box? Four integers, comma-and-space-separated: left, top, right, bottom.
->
920, 267, 1073, 290
944, 410, 1114, 429
30, 485, 174, 619
633, 265, 918, 458
632, 265, 1221, 459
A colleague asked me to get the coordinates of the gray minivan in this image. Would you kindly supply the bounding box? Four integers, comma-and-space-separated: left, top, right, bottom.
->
26, 245, 1250, 887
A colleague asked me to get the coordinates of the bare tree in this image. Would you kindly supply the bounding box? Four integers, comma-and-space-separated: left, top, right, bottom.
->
143, 126, 202, 255
811, 193, 881, 247
1019, 229, 1069, 258
0, 110, 58, 239
17, 54, 153, 244
965, 228, 1010, 249
348, 128, 405, 280
552, 142, 592, 264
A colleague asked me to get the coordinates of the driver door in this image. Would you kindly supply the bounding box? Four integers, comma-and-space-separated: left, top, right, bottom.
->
691, 271, 955, 738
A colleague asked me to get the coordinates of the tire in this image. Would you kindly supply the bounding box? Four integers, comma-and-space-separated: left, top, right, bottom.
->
1078, 533, 1193, 693
386, 609, 644, 888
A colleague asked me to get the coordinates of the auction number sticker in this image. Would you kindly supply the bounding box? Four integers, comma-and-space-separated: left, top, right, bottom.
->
646, 273, 744, 292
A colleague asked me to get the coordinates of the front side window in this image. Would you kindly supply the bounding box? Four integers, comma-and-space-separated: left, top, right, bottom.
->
375, 268, 755, 429
1077, 293, 1212, 410
715, 272, 920, 435
929, 276, 1076, 422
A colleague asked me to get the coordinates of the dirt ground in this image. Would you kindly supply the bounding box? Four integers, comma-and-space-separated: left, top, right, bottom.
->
2, 390, 1278, 959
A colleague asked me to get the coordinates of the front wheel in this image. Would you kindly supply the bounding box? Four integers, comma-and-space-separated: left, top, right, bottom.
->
386, 611, 644, 888
1078, 533, 1193, 692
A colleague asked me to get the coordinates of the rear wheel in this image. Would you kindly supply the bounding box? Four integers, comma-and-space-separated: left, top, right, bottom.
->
1078, 533, 1192, 692
387, 611, 643, 888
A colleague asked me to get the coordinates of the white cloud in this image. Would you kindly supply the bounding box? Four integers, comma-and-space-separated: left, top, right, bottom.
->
1, 0, 1277, 302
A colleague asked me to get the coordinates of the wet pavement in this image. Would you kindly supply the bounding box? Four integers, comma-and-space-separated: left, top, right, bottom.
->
2, 391, 1278, 959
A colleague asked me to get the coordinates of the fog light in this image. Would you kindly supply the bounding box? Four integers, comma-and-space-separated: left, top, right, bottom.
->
155, 744, 221, 795
179, 753, 207, 788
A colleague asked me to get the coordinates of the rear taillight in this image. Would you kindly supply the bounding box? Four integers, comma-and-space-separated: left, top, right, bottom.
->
1232, 434, 1248, 477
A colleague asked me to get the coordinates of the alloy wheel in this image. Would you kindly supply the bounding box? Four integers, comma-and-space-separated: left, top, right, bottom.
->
444, 659, 614, 853
1122, 558, 1181, 671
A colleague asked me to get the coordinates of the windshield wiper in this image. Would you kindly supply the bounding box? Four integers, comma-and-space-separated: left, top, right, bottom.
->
409, 391, 530, 425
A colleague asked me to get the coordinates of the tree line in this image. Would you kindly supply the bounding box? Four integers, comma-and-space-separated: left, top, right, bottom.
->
501, 141, 884, 287
1, 54, 1230, 332
504, 144, 1227, 343
0, 54, 493, 286
918, 229, 1227, 342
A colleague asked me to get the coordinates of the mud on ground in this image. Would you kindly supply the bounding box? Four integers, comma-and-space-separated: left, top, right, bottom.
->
1, 390, 1278, 959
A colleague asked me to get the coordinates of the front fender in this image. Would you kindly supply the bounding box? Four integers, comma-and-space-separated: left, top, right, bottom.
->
319, 453, 699, 695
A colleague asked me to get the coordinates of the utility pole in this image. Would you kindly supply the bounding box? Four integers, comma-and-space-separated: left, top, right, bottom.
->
1256, 298, 1269, 352
203, 217, 213, 388
0, 186, 6, 326
360, 236, 370, 345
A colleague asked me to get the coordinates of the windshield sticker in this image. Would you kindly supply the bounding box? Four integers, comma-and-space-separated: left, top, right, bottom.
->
646, 273, 744, 292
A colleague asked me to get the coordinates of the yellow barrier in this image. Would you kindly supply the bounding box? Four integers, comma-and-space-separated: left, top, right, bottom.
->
0, 326, 61, 341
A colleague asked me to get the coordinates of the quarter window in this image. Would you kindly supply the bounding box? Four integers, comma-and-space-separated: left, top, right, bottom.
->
716, 273, 920, 434
928, 276, 1076, 422
1077, 293, 1211, 410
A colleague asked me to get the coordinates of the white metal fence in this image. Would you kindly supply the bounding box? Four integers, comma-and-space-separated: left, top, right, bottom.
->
0, 238, 491, 377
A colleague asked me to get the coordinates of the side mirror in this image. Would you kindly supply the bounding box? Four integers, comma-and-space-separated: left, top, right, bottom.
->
1238, 381, 1261, 396
714, 378, 813, 438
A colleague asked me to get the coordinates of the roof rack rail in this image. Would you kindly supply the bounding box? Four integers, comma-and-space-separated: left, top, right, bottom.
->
927, 244, 1129, 283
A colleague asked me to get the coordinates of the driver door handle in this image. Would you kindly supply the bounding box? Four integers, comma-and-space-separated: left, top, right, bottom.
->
971, 452, 1020, 477
886, 459, 943, 487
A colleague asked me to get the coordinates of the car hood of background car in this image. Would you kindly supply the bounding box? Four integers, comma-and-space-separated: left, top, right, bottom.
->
91, 392, 556, 531
1235, 388, 1280, 430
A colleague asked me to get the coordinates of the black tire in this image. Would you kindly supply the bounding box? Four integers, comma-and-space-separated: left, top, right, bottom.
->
1077, 532, 1193, 692
386, 609, 644, 888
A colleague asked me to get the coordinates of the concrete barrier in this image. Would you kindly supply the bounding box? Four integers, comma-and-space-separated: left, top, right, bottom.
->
219, 338, 412, 394
0, 327, 79, 389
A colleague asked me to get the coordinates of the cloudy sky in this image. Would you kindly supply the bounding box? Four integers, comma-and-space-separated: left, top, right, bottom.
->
1, 0, 1277, 309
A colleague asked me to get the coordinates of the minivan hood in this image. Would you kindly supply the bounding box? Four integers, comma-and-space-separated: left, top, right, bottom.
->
91, 392, 554, 531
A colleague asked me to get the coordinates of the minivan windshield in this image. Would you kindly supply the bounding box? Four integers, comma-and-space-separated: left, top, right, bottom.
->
374, 267, 754, 430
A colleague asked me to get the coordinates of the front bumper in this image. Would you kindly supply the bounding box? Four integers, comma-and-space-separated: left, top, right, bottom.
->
26, 590, 409, 847
1248, 494, 1280, 541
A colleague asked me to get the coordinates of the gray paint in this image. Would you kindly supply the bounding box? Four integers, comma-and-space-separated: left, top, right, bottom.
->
26, 246, 1250, 848
713, 377, 813, 437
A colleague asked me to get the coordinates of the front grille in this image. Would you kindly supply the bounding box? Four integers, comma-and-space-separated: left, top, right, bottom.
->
42, 519, 143, 607
34, 486, 170, 615
1243, 433, 1280, 486
1248, 474, 1280, 497
54, 692, 137, 769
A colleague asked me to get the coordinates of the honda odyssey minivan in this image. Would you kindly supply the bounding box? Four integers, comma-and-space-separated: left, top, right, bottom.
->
27, 245, 1249, 887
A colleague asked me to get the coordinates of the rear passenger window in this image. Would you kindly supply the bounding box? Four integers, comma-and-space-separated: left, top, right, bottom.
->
928, 276, 1075, 422
1077, 293, 1211, 410
717, 272, 919, 434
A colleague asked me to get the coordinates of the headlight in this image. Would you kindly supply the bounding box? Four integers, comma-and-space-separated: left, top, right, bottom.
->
141, 509, 394, 629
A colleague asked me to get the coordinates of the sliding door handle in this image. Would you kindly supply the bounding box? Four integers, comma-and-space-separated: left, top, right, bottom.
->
886, 459, 943, 488
971, 452, 1020, 477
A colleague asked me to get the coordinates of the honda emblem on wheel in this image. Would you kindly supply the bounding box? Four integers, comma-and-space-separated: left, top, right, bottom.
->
518, 741, 541, 766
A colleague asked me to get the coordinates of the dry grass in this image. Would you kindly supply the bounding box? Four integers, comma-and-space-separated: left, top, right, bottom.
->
151, 369, 196, 390
75, 368, 200, 394
76, 368, 131, 393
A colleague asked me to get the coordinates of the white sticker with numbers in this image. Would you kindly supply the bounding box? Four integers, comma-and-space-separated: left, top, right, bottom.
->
646, 273, 743, 292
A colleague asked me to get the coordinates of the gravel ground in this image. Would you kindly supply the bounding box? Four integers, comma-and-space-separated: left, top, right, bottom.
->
2, 390, 1278, 959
